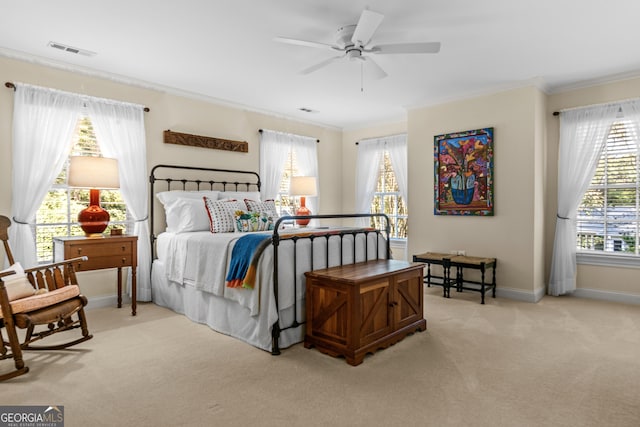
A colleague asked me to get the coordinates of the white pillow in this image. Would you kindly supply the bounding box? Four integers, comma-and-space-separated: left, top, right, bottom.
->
157, 191, 219, 232
204, 197, 246, 233
1, 262, 35, 301
218, 191, 261, 203
164, 198, 210, 233
157, 190, 220, 206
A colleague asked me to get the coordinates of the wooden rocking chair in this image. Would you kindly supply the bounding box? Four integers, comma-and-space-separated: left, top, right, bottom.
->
0, 215, 92, 381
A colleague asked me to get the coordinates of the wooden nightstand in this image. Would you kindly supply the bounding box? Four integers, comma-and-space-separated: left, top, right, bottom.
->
54, 235, 138, 315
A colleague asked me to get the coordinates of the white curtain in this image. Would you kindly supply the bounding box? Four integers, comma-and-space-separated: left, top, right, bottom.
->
620, 101, 640, 145
86, 100, 150, 301
355, 135, 409, 227
548, 103, 625, 296
259, 129, 319, 219
291, 136, 319, 217
259, 130, 292, 200
10, 84, 83, 267
386, 135, 409, 208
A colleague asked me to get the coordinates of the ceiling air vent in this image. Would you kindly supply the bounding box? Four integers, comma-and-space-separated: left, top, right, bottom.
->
47, 41, 96, 57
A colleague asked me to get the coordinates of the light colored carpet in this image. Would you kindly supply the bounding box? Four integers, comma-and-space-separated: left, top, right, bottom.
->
1, 288, 639, 427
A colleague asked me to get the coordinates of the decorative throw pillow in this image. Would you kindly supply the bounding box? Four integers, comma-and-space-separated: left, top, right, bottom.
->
245, 199, 279, 220
204, 197, 246, 233
0, 262, 35, 301
234, 210, 275, 232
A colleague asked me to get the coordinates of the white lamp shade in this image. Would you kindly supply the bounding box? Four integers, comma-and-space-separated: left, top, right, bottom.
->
289, 176, 317, 197
68, 156, 120, 189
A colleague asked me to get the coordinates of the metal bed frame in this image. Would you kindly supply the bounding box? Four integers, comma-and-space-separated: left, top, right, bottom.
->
149, 164, 391, 354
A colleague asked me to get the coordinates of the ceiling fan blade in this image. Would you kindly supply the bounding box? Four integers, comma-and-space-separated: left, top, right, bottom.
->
351, 9, 384, 46
274, 36, 340, 51
370, 42, 441, 54
300, 55, 344, 75
358, 56, 387, 80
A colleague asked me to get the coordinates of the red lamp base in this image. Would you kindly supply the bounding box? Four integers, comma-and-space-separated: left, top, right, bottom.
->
296, 196, 311, 227
78, 189, 110, 236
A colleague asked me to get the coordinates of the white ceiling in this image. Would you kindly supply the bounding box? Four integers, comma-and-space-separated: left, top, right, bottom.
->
2, 0, 640, 129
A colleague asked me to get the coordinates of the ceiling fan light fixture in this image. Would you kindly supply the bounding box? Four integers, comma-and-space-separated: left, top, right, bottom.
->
275, 8, 440, 79
346, 48, 362, 60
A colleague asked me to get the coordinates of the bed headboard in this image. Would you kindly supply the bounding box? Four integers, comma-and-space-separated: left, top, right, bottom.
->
149, 164, 261, 255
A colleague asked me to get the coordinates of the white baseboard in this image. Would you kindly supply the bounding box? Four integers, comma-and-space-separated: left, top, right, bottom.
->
572, 288, 640, 305
495, 287, 542, 303
499, 287, 640, 305
496, 286, 640, 305
85, 294, 131, 310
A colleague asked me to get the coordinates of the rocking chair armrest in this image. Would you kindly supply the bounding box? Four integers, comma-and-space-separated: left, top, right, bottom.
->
23, 256, 89, 274
0, 270, 19, 280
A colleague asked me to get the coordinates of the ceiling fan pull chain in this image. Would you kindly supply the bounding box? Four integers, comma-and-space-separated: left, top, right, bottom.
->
361, 61, 364, 93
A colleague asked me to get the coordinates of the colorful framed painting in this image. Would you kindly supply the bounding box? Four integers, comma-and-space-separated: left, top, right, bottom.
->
434, 127, 494, 216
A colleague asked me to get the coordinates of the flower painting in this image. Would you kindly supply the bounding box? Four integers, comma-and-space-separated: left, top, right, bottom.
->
434, 127, 494, 215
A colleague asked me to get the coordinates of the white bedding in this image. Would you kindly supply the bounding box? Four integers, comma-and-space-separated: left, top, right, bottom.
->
152, 227, 387, 351
158, 231, 263, 314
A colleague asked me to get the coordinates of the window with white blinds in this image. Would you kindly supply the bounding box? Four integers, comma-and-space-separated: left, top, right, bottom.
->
577, 120, 639, 255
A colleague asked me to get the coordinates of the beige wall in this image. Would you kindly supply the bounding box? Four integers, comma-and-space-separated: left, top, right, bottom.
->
408, 87, 546, 301
533, 89, 548, 297
406, 78, 640, 303
0, 56, 342, 303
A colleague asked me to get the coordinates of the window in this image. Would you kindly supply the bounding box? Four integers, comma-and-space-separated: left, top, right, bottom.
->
274, 149, 298, 216
577, 120, 639, 255
259, 129, 319, 227
35, 116, 129, 263
371, 151, 407, 239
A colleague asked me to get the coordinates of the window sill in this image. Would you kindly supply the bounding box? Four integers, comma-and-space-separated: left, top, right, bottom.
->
577, 251, 640, 269
390, 239, 407, 248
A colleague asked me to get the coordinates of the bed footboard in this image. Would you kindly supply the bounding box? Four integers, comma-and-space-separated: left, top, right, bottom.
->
270, 213, 391, 355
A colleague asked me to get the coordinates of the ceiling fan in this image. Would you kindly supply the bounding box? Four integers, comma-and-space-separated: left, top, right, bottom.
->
275, 9, 441, 79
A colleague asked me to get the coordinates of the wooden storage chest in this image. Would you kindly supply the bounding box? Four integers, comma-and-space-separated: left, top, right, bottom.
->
304, 259, 426, 365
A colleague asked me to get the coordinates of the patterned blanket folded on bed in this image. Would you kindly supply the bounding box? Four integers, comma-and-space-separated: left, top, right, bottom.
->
225, 233, 271, 289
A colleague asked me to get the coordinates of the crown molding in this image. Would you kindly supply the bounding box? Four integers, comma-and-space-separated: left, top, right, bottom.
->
406, 76, 552, 113
547, 69, 640, 94
0, 47, 342, 132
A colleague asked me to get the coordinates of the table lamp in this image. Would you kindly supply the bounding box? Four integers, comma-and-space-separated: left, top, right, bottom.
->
289, 176, 317, 227
68, 156, 120, 236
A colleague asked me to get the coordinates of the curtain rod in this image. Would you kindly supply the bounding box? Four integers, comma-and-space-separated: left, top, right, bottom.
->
355, 132, 407, 144
5, 82, 150, 112
258, 128, 319, 143
552, 97, 640, 117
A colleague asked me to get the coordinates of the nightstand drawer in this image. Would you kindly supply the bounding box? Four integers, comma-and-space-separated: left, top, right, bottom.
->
75, 255, 133, 271
65, 241, 133, 258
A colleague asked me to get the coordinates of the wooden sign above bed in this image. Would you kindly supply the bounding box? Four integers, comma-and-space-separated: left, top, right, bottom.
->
163, 130, 248, 153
